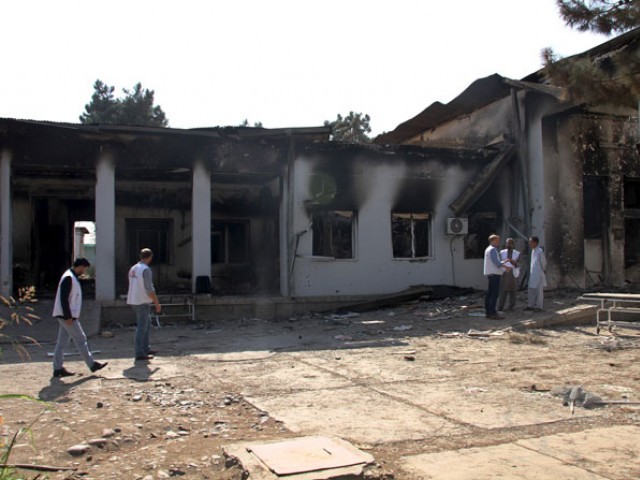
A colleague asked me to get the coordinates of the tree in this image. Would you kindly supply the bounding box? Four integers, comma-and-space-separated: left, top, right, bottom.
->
324, 111, 372, 143
542, 1, 640, 106
239, 119, 264, 128
557, 0, 640, 35
80, 80, 169, 127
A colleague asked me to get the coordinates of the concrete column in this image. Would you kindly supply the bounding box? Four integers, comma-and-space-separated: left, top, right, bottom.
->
608, 174, 626, 286
192, 159, 211, 292
0, 149, 12, 297
95, 150, 116, 300
279, 163, 291, 297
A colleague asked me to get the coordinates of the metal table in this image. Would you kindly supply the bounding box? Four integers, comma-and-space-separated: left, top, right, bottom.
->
579, 292, 640, 334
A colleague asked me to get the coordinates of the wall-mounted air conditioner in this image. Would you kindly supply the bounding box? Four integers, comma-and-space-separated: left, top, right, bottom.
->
446, 218, 468, 235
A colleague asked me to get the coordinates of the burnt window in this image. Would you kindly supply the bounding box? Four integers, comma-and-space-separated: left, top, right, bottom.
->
392, 213, 431, 258
624, 178, 640, 209
312, 210, 355, 259
584, 176, 608, 239
212, 220, 250, 264
464, 212, 500, 259
127, 218, 173, 264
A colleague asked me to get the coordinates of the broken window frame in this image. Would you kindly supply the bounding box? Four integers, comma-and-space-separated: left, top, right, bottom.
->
391, 212, 433, 260
211, 220, 250, 265
311, 210, 356, 260
126, 218, 173, 265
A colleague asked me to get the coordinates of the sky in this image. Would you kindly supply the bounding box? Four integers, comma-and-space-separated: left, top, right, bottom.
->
1, 0, 610, 136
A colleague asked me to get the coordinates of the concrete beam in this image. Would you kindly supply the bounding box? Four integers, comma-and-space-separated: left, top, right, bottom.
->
95, 150, 116, 300
192, 159, 211, 292
0, 149, 12, 297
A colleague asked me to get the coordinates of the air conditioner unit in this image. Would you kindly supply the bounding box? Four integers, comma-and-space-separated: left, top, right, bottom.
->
446, 218, 468, 235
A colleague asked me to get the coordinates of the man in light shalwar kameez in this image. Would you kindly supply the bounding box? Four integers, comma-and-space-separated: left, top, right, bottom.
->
525, 236, 546, 311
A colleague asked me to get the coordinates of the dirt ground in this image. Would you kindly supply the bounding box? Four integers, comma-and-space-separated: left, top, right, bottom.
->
1, 288, 639, 479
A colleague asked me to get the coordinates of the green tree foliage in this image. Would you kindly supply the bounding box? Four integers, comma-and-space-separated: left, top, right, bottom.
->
80, 80, 169, 127
324, 111, 372, 143
557, 0, 640, 34
543, 1, 640, 106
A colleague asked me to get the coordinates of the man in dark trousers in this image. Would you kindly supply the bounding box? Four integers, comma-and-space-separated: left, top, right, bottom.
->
483, 234, 511, 319
127, 248, 162, 361
52, 258, 108, 378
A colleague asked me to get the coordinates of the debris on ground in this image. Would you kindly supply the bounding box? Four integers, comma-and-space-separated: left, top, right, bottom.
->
325, 312, 360, 321
550, 385, 604, 413
520, 384, 551, 394
393, 325, 413, 332
437, 328, 511, 339
550, 384, 640, 413
334, 285, 475, 314
592, 336, 640, 352
334, 335, 354, 341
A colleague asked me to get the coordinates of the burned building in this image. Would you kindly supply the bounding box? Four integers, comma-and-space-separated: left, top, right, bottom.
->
376, 28, 640, 288
0, 118, 506, 312
0, 122, 327, 304
1, 31, 638, 321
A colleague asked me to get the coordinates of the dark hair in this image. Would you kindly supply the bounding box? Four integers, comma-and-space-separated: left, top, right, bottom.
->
73, 257, 91, 268
529, 236, 539, 245
140, 248, 154, 260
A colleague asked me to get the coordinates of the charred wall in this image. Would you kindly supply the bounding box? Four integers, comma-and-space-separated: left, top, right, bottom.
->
545, 111, 640, 287
290, 145, 509, 296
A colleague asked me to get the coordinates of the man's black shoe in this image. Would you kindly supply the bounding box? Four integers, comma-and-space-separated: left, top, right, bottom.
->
53, 368, 75, 378
135, 355, 154, 361
90, 361, 108, 373
524, 306, 534, 311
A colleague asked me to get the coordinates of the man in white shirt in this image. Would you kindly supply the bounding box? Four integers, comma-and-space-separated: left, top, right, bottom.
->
525, 236, 547, 311
127, 248, 162, 361
498, 238, 520, 311
52, 258, 108, 377
483, 234, 511, 319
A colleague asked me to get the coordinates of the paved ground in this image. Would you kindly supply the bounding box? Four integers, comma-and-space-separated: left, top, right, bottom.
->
1, 289, 639, 479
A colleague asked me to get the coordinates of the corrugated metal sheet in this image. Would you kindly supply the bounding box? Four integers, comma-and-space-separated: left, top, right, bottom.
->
374, 74, 511, 145
0, 117, 330, 141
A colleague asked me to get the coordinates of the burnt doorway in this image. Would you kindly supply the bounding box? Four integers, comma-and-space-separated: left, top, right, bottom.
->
31, 198, 95, 296
211, 176, 281, 295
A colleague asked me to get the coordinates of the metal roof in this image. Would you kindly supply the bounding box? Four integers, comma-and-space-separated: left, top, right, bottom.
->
375, 27, 640, 146
374, 74, 511, 145
0, 117, 330, 141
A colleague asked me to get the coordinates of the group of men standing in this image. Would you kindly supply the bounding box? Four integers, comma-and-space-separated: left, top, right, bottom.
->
483, 234, 546, 319
51, 248, 162, 378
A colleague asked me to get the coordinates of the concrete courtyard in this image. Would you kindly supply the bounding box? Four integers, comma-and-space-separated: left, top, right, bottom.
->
1, 291, 639, 479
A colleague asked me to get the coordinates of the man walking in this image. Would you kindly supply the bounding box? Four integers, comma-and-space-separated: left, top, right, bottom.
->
52, 258, 108, 378
526, 236, 547, 311
498, 238, 520, 311
127, 248, 161, 361
484, 235, 510, 319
